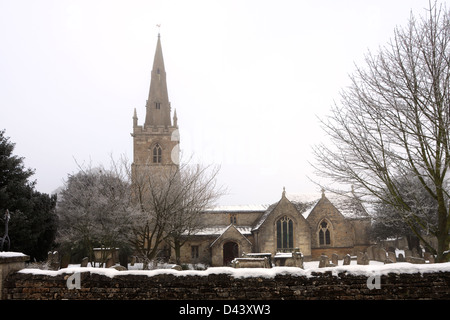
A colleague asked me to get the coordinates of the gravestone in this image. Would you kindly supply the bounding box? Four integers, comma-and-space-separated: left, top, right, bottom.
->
105, 257, 114, 268
387, 251, 397, 263
424, 252, 435, 263
47, 251, 60, 270
80, 257, 89, 267
366, 246, 375, 260
331, 253, 339, 266
362, 252, 369, 265
406, 256, 425, 264
404, 249, 412, 258
292, 250, 304, 268
357, 252, 369, 265
372, 247, 380, 261
378, 248, 387, 262
319, 254, 329, 268
112, 265, 127, 271
343, 254, 351, 265
61, 254, 70, 269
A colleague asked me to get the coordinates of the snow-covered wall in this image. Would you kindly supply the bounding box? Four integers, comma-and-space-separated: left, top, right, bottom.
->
3, 263, 450, 300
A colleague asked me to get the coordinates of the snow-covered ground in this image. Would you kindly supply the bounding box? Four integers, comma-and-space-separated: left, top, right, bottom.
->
17, 259, 450, 279
3, 250, 449, 279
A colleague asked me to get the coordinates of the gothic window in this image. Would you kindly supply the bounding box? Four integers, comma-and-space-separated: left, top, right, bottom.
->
152, 144, 162, 163
230, 214, 237, 225
276, 216, 293, 251
319, 220, 331, 246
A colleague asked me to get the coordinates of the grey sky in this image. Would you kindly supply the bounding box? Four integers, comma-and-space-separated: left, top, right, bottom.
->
0, 0, 434, 205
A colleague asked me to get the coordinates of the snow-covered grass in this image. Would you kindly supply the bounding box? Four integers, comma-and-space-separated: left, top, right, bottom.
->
18, 260, 450, 279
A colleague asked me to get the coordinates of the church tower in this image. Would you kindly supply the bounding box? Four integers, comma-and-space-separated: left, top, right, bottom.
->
132, 33, 180, 181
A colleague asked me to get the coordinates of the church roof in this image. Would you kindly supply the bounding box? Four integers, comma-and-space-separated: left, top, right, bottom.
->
205, 204, 269, 213
192, 225, 253, 236
209, 224, 253, 248
286, 191, 370, 219
252, 191, 369, 232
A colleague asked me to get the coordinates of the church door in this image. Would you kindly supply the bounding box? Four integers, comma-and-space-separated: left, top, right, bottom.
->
223, 241, 239, 266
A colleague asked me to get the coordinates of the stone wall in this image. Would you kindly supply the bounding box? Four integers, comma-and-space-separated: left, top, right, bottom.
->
3, 268, 450, 300
0, 253, 29, 300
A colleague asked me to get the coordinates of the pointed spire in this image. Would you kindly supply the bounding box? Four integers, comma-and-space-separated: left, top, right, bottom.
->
144, 33, 172, 127
133, 108, 138, 127
173, 108, 178, 128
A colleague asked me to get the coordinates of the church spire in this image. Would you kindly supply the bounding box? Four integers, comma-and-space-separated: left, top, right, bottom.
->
144, 33, 172, 127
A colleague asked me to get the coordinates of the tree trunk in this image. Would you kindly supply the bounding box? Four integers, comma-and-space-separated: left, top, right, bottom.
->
174, 239, 182, 266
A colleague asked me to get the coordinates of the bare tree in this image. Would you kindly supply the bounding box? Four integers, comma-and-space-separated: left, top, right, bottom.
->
312, 3, 450, 262
128, 159, 225, 268
57, 159, 135, 267
166, 163, 224, 265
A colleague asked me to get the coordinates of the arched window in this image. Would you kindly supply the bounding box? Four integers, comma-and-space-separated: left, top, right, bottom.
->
319, 220, 331, 246
277, 216, 293, 251
152, 144, 162, 163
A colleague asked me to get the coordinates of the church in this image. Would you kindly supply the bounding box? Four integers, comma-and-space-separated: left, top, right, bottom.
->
131, 34, 372, 267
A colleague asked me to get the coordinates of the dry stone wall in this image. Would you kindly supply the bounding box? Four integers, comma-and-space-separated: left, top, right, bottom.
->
3, 268, 450, 300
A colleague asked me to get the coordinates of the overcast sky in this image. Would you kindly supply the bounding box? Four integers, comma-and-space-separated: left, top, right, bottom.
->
0, 0, 436, 205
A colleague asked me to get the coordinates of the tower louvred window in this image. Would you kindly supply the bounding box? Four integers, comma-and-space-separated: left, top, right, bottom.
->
153, 144, 162, 163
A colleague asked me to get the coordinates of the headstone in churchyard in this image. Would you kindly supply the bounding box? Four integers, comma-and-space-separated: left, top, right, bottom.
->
171, 264, 183, 271
331, 253, 339, 266
319, 254, 329, 268
404, 249, 412, 258
61, 254, 70, 269
366, 246, 375, 260
378, 248, 387, 262
343, 254, 351, 265
372, 247, 380, 261
387, 251, 396, 263
47, 251, 60, 270
112, 265, 127, 271
105, 257, 114, 268
80, 257, 89, 267
406, 256, 425, 264
356, 252, 364, 265
357, 252, 369, 265
292, 250, 304, 269
362, 252, 369, 265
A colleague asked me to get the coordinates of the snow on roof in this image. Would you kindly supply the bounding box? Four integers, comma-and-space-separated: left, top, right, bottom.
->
205, 204, 270, 212
0, 252, 28, 258
18, 262, 450, 279
287, 192, 370, 219
192, 226, 253, 236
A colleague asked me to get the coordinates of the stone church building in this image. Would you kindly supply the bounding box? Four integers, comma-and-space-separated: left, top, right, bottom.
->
132, 34, 371, 267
